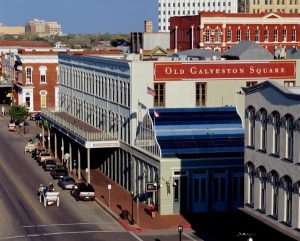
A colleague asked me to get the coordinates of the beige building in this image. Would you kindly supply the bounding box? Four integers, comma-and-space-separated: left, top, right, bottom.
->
246, 0, 300, 13
25, 19, 62, 37
0, 24, 24, 36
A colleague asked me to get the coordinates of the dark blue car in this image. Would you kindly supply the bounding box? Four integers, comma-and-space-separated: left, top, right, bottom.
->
30, 113, 41, 121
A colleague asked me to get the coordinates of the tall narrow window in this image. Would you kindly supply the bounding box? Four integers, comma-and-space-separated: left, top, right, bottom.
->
247, 163, 255, 206
272, 113, 280, 155
285, 116, 294, 160
154, 83, 165, 107
282, 29, 287, 42
205, 28, 211, 43
246, 29, 250, 41
259, 168, 266, 212
255, 29, 260, 42
39, 66, 47, 83
264, 29, 269, 42
40, 90, 47, 108
292, 28, 296, 41
237, 29, 241, 42
26, 67, 33, 83
272, 172, 279, 218
196, 82, 207, 107
227, 29, 232, 42
284, 177, 292, 224
274, 29, 278, 42
248, 108, 255, 147
260, 111, 267, 151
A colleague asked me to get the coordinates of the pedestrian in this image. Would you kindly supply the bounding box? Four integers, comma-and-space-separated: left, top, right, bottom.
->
149, 202, 156, 219
1, 106, 5, 116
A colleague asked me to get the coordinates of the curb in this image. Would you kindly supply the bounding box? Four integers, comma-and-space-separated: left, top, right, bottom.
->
94, 197, 149, 232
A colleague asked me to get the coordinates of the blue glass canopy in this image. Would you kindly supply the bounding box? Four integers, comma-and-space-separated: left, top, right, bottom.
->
149, 107, 244, 157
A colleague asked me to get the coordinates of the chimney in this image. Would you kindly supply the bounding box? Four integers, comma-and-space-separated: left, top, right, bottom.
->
144, 20, 153, 33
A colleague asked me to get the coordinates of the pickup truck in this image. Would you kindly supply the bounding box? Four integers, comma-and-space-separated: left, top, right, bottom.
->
71, 183, 95, 201
37, 152, 53, 165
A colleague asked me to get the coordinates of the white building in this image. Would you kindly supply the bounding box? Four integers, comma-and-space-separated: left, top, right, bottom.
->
243, 81, 300, 240
158, 0, 238, 32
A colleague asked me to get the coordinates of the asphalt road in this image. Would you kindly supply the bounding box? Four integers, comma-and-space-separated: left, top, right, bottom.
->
0, 119, 139, 241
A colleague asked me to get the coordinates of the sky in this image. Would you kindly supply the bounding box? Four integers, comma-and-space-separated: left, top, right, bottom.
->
0, 0, 158, 34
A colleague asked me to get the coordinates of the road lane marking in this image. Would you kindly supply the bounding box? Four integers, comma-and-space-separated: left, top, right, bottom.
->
0, 235, 25, 240
129, 231, 144, 241
23, 222, 118, 228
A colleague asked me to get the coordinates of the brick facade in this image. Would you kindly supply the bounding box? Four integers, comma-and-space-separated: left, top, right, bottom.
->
170, 12, 300, 53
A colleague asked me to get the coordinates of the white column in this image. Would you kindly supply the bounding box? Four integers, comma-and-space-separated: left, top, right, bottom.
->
54, 132, 57, 158
61, 138, 64, 159
42, 125, 45, 148
78, 148, 81, 180
175, 26, 178, 52
48, 128, 51, 151
87, 148, 91, 183
69, 142, 72, 172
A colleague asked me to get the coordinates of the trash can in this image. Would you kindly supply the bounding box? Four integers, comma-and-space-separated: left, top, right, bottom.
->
121, 210, 129, 220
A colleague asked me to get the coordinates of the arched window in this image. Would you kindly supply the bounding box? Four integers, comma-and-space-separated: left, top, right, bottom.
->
282, 176, 293, 224
247, 108, 255, 147
236, 29, 241, 42
227, 29, 232, 42
272, 113, 280, 155
215, 29, 220, 43
255, 29, 260, 42
285, 116, 294, 160
270, 171, 279, 218
260, 110, 267, 151
264, 29, 269, 42
246, 163, 255, 206
258, 167, 266, 212
246, 29, 250, 41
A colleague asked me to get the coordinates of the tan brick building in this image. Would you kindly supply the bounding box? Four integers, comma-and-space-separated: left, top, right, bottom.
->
245, 0, 300, 14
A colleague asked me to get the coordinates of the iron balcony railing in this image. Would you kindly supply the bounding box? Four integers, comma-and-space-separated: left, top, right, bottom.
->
41, 108, 118, 142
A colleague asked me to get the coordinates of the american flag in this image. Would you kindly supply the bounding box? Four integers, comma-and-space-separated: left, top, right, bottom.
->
147, 86, 156, 96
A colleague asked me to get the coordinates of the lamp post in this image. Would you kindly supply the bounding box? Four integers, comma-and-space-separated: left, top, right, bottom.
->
130, 190, 134, 225
177, 224, 183, 241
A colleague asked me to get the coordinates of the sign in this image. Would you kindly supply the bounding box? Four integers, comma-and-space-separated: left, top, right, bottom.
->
154, 61, 296, 80
108, 184, 112, 190
146, 183, 157, 192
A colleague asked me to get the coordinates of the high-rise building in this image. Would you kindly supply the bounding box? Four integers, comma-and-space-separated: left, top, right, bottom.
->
158, 0, 238, 32
25, 19, 62, 37
245, 0, 300, 14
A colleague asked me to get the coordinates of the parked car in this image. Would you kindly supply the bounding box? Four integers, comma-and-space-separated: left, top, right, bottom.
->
32, 148, 46, 160
71, 182, 95, 201
30, 113, 41, 121
42, 159, 57, 171
8, 122, 16, 131
50, 165, 68, 179
58, 176, 76, 190
24, 138, 40, 153
37, 152, 53, 165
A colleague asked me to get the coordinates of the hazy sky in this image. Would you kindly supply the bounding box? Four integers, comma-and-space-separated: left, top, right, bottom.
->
0, 0, 158, 34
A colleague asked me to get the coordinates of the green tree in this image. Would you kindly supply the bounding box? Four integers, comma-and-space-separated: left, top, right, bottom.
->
9, 105, 29, 123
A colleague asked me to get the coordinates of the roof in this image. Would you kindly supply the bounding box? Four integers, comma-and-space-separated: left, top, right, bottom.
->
222, 41, 273, 60
149, 107, 244, 157
174, 49, 222, 60
0, 40, 51, 48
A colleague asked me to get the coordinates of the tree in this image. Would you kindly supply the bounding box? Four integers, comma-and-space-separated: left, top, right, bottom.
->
9, 105, 29, 123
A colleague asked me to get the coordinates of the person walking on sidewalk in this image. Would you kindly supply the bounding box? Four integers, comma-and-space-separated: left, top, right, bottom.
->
149, 202, 156, 219
1, 106, 5, 116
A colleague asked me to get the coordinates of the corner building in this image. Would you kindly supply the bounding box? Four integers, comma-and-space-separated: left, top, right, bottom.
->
243, 81, 300, 240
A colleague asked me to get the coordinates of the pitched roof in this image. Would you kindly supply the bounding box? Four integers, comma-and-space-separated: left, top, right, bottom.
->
174, 49, 222, 60
222, 41, 273, 60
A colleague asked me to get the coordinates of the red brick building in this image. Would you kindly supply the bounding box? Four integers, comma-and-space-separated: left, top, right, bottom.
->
170, 12, 300, 54
14, 49, 59, 112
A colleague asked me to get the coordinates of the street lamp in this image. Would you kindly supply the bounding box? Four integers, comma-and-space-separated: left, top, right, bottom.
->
177, 224, 183, 241
130, 190, 134, 225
